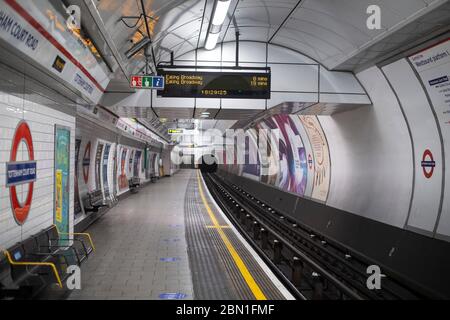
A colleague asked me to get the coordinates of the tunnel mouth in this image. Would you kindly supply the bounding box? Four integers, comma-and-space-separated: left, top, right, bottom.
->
199, 154, 218, 173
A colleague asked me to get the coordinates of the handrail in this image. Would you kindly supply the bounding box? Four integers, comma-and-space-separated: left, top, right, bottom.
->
3, 250, 63, 288
53, 225, 96, 251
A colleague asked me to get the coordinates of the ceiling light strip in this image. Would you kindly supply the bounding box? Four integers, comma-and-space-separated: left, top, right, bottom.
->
205, 0, 232, 50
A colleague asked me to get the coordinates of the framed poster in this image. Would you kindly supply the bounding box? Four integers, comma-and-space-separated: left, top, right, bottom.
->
128, 149, 134, 175
54, 125, 71, 239
119, 147, 128, 191
134, 150, 142, 178
102, 143, 111, 199
112, 144, 118, 198
95, 143, 104, 190
74, 138, 83, 217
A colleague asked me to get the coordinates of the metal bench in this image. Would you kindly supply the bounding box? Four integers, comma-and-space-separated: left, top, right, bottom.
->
0, 225, 94, 299
129, 177, 141, 193
83, 189, 108, 212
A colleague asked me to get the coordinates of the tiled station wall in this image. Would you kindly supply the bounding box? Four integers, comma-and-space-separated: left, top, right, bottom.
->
0, 63, 75, 250
0, 62, 164, 250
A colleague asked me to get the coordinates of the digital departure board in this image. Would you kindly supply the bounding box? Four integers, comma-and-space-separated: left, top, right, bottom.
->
157, 70, 271, 99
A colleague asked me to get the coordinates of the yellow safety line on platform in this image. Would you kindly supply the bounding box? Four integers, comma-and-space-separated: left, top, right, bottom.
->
206, 225, 231, 229
196, 171, 267, 300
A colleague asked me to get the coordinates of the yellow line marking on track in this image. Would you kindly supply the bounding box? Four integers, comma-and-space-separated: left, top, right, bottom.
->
196, 171, 267, 300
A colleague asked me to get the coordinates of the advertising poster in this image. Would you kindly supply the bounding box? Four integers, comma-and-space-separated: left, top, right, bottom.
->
74, 139, 82, 216
257, 120, 279, 186
119, 147, 128, 191
129, 149, 134, 175
143, 148, 147, 174
409, 39, 450, 235
152, 153, 158, 177
112, 144, 118, 198
254, 115, 307, 195
299, 116, 330, 202
54, 125, 70, 237
241, 129, 261, 181
273, 115, 307, 195
146, 151, 152, 179
95, 143, 104, 190
134, 150, 142, 178
102, 144, 111, 198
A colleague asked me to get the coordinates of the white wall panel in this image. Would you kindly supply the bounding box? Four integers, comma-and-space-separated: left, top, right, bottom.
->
270, 64, 319, 92
320, 66, 413, 228
320, 69, 366, 94
383, 59, 443, 234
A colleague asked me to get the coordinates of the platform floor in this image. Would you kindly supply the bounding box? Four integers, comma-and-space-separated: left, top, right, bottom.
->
68, 170, 290, 300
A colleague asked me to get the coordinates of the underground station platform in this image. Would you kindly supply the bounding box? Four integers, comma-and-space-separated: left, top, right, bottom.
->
1, 0, 450, 316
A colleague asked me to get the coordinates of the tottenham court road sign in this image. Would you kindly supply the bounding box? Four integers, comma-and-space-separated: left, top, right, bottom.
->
130, 75, 165, 89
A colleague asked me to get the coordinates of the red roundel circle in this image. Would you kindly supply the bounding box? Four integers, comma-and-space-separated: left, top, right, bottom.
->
9, 121, 34, 225
421, 149, 435, 179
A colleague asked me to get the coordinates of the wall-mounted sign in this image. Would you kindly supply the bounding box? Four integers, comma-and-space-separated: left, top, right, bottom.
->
52, 55, 66, 73
421, 149, 436, 179
130, 75, 165, 89
168, 129, 184, 134
6, 161, 36, 187
157, 70, 271, 99
7, 121, 36, 225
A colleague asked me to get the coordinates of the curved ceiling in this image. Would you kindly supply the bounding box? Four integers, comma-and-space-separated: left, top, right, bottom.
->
94, 0, 450, 77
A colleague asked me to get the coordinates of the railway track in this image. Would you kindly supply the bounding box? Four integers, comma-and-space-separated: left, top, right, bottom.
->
203, 172, 433, 300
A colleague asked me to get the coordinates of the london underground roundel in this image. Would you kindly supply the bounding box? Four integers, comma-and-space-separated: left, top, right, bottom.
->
421, 149, 435, 179
7, 121, 37, 225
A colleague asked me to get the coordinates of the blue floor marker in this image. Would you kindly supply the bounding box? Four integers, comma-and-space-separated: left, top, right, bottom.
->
159, 293, 187, 300
160, 257, 181, 262
161, 238, 181, 243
